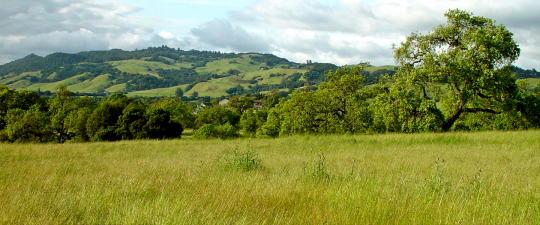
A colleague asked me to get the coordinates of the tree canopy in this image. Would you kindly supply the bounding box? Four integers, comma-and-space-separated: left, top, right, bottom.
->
392, 9, 521, 131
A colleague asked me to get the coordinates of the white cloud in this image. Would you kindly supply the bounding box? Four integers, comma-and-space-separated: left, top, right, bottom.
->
191, 19, 270, 52
0, 29, 109, 63
230, 0, 540, 68
0, 0, 538, 70
159, 31, 175, 39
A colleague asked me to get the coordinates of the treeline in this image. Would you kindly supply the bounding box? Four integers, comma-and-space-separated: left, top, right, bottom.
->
512, 66, 540, 79
254, 67, 540, 138
185, 65, 540, 140
0, 85, 191, 143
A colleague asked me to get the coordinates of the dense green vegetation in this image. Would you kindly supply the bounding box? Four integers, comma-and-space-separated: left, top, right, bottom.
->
1, 131, 539, 223
0, 9, 538, 144
0, 85, 191, 143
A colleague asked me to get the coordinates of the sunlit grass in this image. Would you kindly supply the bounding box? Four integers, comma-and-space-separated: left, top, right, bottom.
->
1, 130, 539, 224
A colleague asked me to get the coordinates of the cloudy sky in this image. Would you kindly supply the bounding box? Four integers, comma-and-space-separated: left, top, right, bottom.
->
0, 0, 538, 69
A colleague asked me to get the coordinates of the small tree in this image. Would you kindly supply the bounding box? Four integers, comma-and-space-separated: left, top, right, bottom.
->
175, 87, 184, 97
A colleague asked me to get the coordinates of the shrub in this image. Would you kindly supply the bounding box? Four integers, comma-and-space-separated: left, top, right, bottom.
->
223, 143, 262, 171
193, 124, 218, 139
215, 123, 239, 139
194, 123, 238, 140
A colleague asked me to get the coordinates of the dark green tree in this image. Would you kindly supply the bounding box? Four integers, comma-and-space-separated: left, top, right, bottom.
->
115, 100, 148, 140
86, 93, 130, 141
175, 87, 184, 97
150, 97, 194, 129
48, 85, 78, 143
143, 108, 183, 139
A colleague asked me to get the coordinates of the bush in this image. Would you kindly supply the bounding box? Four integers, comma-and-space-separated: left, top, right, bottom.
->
215, 123, 239, 139
194, 123, 238, 140
193, 124, 218, 139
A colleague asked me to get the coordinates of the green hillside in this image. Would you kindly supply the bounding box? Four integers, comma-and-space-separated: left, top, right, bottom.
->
1, 46, 535, 98
0, 47, 326, 97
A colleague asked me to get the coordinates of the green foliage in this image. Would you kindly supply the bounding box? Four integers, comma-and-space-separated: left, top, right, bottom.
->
115, 100, 148, 140
3, 105, 52, 143
150, 97, 194, 129
86, 93, 130, 141
175, 87, 184, 97
223, 142, 262, 171
0, 86, 46, 130
515, 91, 540, 127
143, 108, 183, 139
64, 107, 93, 142
512, 66, 540, 79
193, 124, 218, 139
215, 123, 239, 139
195, 106, 240, 128
262, 66, 372, 135
370, 77, 444, 133
194, 123, 238, 140
239, 109, 268, 136
48, 85, 79, 143
393, 9, 521, 131
262, 89, 280, 108
227, 95, 253, 113
255, 108, 281, 138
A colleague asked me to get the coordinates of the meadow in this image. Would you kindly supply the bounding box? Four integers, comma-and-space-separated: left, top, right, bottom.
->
1, 130, 539, 224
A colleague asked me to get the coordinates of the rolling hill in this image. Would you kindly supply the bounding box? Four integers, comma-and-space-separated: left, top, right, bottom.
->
3, 46, 535, 98
0, 47, 401, 98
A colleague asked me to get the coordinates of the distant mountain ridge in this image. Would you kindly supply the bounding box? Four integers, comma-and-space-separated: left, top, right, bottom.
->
0, 46, 339, 97
0, 46, 535, 98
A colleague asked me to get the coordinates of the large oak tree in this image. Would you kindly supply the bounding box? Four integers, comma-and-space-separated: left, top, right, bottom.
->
393, 9, 520, 131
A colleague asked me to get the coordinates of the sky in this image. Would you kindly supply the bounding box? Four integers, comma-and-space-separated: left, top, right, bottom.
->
0, 0, 538, 69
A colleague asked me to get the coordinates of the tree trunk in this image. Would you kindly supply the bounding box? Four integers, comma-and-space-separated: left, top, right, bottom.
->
442, 100, 465, 132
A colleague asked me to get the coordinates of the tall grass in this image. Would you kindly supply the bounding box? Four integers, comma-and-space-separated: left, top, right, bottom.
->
0, 130, 539, 224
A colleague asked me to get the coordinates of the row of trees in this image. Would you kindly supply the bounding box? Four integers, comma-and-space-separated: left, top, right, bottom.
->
0, 85, 191, 143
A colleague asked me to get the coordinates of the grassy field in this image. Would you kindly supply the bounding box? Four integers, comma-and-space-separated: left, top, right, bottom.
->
24, 74, 88, 92
0, 130, 539, 224
108, 59, 192, 77
364, 65, 398, 72
127, 84, 189, 98
195, 55, 261, 76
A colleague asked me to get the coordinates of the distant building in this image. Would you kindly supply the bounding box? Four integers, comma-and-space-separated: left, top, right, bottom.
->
219, 99, 229, 106
253, 100, 264, 111
193, 103, 207, 114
